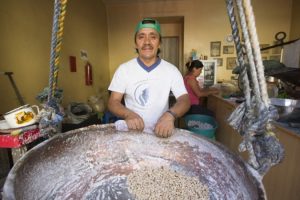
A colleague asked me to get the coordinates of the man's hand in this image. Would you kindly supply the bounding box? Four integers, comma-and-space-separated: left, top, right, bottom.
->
108, 91, 144, 132
154, 111, 175, 138
154, 94, 190, 138
124, 111, 145, 131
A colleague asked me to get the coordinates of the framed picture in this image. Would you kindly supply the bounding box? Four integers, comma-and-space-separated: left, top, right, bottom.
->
213, 58, 223, 66
223, 45, 234, 54
259, 44, 270, 54
269, 55, 281, 61
226, 57, 237, 70
197, 60, 217, 87
210, 41, 221, 57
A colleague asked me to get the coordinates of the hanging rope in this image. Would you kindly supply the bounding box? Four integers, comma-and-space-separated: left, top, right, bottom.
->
225, 0, 252, 134
37, 0, 68, 137
243, 0, 269, 107
225, 0, 284, 176
48, 0, 67, 103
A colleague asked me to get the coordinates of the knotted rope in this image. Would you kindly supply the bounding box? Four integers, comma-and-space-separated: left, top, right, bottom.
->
225, 0, 284, 176
37, 0, 68, 136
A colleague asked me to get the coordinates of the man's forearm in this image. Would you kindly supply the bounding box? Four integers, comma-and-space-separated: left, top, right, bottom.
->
108, 99, 131, 119
108, 96, 145, 131
169, 94, 190, 118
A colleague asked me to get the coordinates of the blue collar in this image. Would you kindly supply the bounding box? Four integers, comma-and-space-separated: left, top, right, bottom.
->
137, 57, 161, 72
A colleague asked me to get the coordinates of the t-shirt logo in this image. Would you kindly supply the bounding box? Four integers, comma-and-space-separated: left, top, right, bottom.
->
134, 82, 149, 106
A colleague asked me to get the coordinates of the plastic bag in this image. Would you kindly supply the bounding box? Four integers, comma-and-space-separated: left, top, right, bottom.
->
65, 103, 92, 124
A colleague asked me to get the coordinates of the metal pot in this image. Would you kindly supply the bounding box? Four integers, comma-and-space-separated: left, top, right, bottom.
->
3, 125, 266, 200
270, 98, 300, 117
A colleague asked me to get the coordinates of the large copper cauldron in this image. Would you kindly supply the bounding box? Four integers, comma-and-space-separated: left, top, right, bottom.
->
3, 124, 266, 199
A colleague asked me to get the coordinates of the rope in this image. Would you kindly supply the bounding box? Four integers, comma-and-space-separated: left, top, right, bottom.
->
226, 0, 260, 169
243, 0, 269, 107
225, 0, 252, 134
48, 0, 60, 102
236, 0, 261, 106
225, 0, 251, 110
225, 0, 284, 176
37, 0, 68, 137
48, 0, 67, 103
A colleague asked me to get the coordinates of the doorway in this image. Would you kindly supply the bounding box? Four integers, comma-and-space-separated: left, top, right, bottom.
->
156, 16, 184, 73
161, 36, 179, 68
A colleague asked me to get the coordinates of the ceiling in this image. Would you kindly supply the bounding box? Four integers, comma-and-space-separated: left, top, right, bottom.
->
102, 0, 184, 5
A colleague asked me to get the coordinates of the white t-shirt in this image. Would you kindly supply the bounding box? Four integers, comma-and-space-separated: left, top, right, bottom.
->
108, 58, 187, 126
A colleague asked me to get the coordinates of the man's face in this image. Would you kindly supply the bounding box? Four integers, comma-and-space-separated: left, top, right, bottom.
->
135, 28, 160, 62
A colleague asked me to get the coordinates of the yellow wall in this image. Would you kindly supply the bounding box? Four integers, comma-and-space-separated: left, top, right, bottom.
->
0, 0, 109, 114
106, 0, 292, 81
0, 0, 295, 115
290, 0, 300, 39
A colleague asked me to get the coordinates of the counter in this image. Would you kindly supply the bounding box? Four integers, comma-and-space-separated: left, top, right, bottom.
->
207, 94, 300, 200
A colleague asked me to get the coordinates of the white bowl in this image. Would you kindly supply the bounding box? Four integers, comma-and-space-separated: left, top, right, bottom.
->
4, 104, 39, 128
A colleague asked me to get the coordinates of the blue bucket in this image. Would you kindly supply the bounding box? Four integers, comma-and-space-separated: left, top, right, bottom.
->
184, 114, 218, 139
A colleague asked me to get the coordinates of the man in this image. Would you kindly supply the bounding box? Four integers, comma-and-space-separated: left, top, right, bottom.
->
108, 18, 190, 138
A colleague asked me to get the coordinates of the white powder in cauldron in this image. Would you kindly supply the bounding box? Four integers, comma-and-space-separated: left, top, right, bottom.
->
127, 166, 209, 200
188, 120, 213, 129
4, 125, 263, 200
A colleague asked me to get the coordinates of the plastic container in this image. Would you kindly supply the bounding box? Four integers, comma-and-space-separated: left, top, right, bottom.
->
184, 114, 218, 139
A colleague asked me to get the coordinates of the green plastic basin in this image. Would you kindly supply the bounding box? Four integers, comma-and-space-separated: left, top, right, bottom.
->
184, 114, 218, 139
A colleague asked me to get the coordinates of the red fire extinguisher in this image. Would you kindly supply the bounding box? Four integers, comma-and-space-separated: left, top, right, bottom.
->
85, 61, 93, 85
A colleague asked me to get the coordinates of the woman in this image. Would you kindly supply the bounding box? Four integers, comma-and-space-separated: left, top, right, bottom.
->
184, 60, 219, 116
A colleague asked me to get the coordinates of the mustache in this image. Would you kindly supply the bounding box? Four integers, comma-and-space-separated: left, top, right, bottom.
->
141, 44, 153, 50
